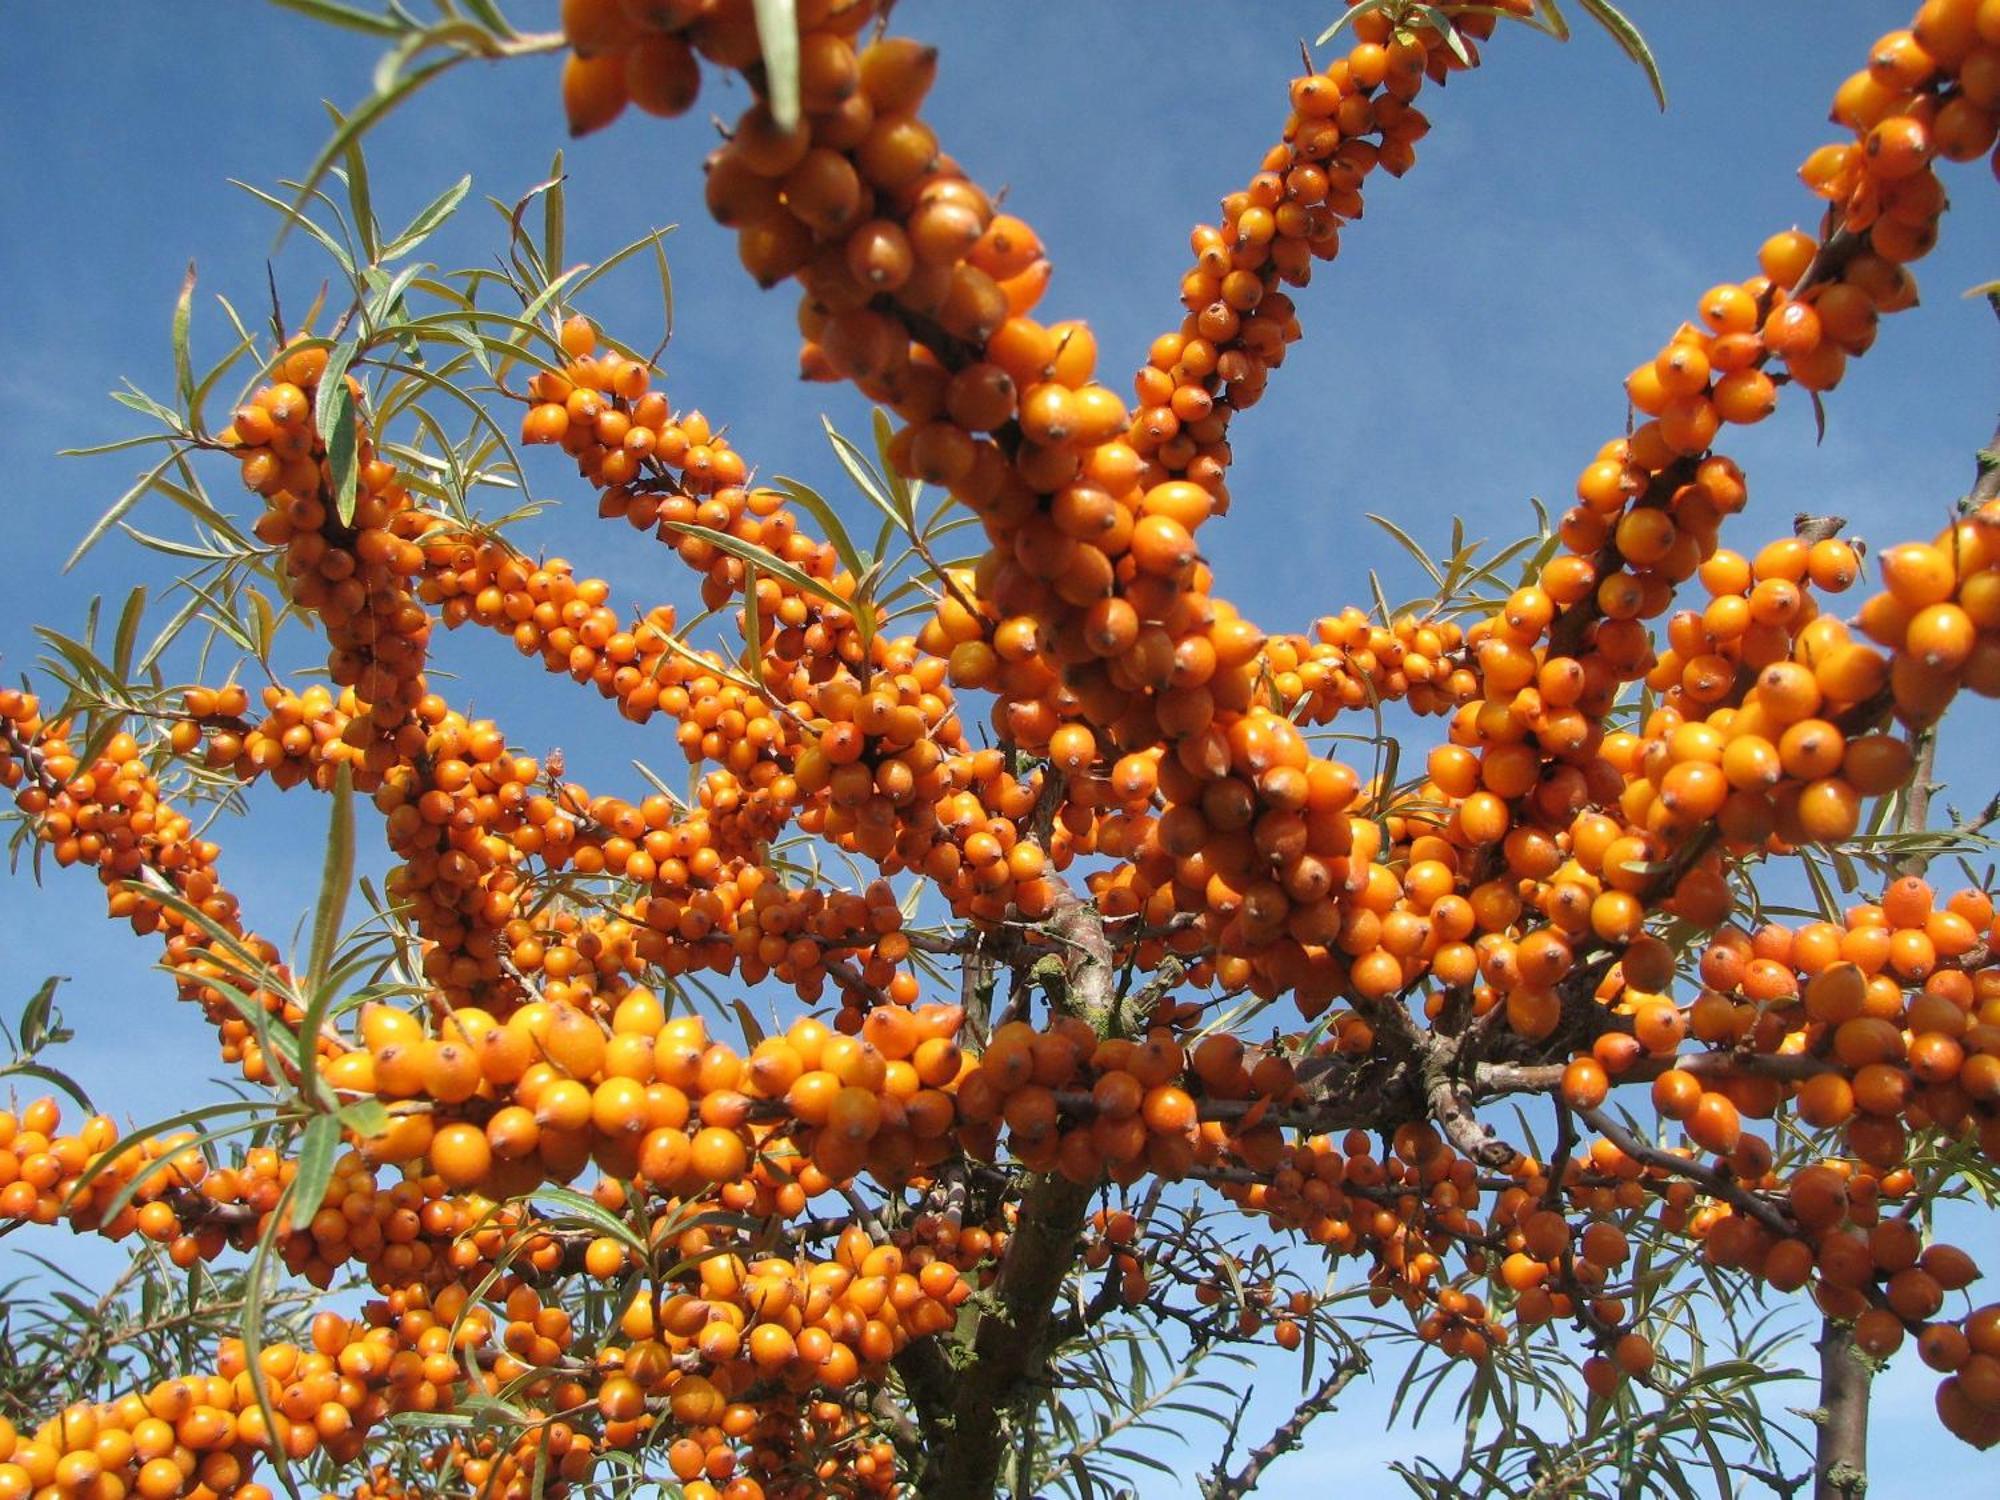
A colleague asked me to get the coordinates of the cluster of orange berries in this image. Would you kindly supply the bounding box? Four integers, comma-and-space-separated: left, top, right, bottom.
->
549, 0, 1491, 994
460, 1263, 912, 1499
1810, 6, 2000, 254
1674, 880, 2000, 1163
184, 637, 908, 1021
1856, 517, 2000, 718
609, 1221, 968, 1415
557, 0, 740, 136
297, 978, 1657, 1303
1692, 1155, 2000, 1443
524, 319, 742, 490
637, 1394, 899, 1500
213, 348, 863, 1015
1357, 2, 2000, 1068
0, 1293, 505, 1500
1409, 499, 1997, 1010
471, 1224, 953, 1497
0, 698, 344, 1088
1137, 2, 1484, 500
0, 1094, 542, 1297
423, 334, 1106, 939
1621, 532, 1899, 846
227, 346, 436, 768
1499, 1, 1998, 723
0, 1100, 220, 1245
954, 1020, 1218, 1183
528, 322, 860, 652
0, 1088, 953, 1498
527, 316, 871, 659
1297, 608, 1478, 721
1229, 1121, 1501, 1258
10, 0, 2000, 1489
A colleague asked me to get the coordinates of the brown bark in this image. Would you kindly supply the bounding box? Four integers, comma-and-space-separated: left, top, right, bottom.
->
1813, 1321, 1870, 1500
909, 892, 1118, 1499
1203, 1355, 1367, 1499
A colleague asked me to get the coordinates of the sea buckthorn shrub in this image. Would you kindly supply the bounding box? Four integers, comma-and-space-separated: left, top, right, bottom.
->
4, 1, 2000, 1497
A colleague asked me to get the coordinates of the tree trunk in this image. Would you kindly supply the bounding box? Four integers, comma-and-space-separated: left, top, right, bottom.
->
911, 892, 1116, 1498
919, 1172, 1095, 1500
1814, 1320, 1869, 1500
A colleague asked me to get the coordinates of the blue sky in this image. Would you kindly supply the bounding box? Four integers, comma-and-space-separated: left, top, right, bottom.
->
1, 2, 1997, 1494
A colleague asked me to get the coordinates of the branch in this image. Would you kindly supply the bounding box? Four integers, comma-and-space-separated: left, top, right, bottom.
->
1476, 1047, 1837, 1097
1424, 1045, 1522, 1171
1813, 1323, 1872, 1500
1575, 1105, 1794, 1241
916, 891, 1117, 1500
868, 1386, 922, 1461
1203, 1351, 1369, 1499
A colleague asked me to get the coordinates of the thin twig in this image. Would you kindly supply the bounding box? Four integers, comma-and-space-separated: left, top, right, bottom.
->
1203, 1352, 1369, 1499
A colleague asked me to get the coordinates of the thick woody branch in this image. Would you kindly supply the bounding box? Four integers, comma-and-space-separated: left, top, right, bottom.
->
916, 891, 1118, 1500
1814, 1323, 1872, 1500
1424, 1046, 1521, 1171
1475, 1048, 1837, 1097
921, 1169, 1095, 1500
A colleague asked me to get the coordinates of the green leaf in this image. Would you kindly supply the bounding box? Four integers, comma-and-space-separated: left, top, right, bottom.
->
872, 405, 919, 530
655, 520, 870, 654
161, 453, 247, 541
381, 173, 472, 260
239, 1180, 306, 1500
189, 329, 258, 437
297, 763, 355, 1110
1367, 513, 1445, 592
171, 262, 198, 421
518, 260, 596, 330
728, 999, 767, 1052
1575, 0, 1667, 109
529, 1185, 648, 1258
1799, 849, 1842, 922
127, 875, 278, 991
1415, 6, 1474, 65
653, 229, 675, 344
291, 1115, 340, 1220
306, 763, 356, 996
65, 452, 183, 572
0, 1060, 92, 1112
822, 415, 901, 526
752, 0, 801, 130
774, 476, 867, 579
739, 559, 765, 674
64, 1103, 270, 1217
458, 0, 515, 37
363, 261, 429, 329
56, 433, 179, 459
316, 337, 363, 524
266, 0, 405, 36
1368, 567, 1393, 626
335, 112, 379, 264
111, 382, 186, 430
628, 759, 688, 811
35, 624, 118, 696
273, 56, 461, 255
337, 1096, 391, 1137
111, 586, 147, 681
19, 976, 64, 1054
233, 180, 355, 279
543, 151, 566, 295
1315, 0, 1395, 47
